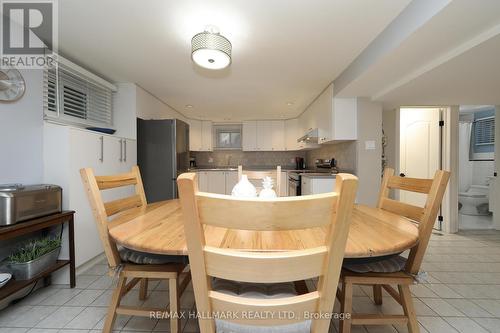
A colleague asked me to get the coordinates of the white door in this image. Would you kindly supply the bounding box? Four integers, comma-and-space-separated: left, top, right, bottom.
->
400, 108, 441, 222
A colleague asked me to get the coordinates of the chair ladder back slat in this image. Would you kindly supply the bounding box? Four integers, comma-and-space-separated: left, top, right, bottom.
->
177, 173, 216, 333
387, 176, 433, 194
238, 165, 282, 196
379, 197, 424, 223
95, 171, 138, 190
80, 168, 121, 267
312, 174, 359, 333
104, 194, 144, 217
204, 246, 327, 283
405, 170, 450, 274
196, 192, 336, 230
209, 290, 320, 326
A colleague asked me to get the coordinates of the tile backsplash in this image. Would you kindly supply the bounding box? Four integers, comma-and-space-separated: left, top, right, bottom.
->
191, 150, 305, 169
305, 141, 357, 172
191, 141, 357, 172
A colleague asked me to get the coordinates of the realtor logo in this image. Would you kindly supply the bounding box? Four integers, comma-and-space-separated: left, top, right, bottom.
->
1, 0, 57, 68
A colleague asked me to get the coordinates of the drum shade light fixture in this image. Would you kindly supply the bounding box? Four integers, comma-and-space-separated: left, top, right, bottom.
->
191, 28, 232, 70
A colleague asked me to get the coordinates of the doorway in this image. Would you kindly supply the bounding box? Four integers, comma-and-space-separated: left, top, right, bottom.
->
458, 106, 496, 230
399, 107, 443, 230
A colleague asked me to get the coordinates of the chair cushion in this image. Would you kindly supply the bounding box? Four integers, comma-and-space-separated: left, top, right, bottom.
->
119, 248, 188, 265
213, 279, 311, 333
343, 255, 407, 273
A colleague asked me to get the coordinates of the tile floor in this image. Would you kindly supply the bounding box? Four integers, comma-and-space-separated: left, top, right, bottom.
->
0, 230, 499, 333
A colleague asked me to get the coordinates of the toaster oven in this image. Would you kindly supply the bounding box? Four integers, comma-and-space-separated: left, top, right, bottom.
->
0, 184, 62, 226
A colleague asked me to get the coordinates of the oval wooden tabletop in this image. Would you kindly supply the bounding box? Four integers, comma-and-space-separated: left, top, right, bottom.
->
108, 200, 419, 258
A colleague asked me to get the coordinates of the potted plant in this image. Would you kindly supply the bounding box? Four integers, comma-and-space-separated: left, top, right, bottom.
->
6, 237, 61, 280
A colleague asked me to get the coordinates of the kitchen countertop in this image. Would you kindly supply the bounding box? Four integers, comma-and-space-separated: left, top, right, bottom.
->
300, 173, 337, 178
189, 166, 309, 172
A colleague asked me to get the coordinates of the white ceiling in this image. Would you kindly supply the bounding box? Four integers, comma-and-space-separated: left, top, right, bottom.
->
58, 0, 410, 121
334, 0, 500, 109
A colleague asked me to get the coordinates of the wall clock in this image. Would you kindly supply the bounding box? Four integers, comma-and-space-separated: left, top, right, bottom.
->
0, 68, 26, 102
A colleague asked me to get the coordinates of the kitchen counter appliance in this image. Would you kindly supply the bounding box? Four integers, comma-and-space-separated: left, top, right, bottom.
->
0, 184, 62, 226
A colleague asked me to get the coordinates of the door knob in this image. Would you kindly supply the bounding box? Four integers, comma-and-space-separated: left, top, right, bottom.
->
399, 173, 406, 177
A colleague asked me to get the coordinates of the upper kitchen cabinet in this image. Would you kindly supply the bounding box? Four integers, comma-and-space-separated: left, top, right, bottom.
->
243, 120, 285, 151
189, 119, 213, 151
256, 121, 273, 151
285, 118, 300, 150
242, 121, 257, 151
297, 84, 357, 143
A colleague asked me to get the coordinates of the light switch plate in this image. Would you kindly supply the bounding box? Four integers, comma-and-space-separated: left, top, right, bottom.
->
365, 140, 376, 150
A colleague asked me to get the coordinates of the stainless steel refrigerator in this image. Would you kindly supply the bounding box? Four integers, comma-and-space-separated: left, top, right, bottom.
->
137, 119, 190, 202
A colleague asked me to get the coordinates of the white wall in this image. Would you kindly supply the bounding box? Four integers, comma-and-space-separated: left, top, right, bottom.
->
355, 98, 383, 206
136, 85, 187, 122
0, 69, 44, 184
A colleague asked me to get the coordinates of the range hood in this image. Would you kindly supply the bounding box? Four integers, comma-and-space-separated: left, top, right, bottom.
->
297, 128, 319, 143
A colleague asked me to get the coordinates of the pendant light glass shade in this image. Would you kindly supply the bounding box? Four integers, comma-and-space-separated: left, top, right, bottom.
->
191, 31, 232, 70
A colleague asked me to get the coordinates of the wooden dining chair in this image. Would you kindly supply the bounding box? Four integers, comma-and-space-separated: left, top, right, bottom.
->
237, 165, 282, 196
80, 166, 190, 333
338, 167, 450, 333
178, 172, 358, 333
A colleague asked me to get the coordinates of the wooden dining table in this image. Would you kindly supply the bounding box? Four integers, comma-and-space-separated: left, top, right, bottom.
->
108, 199, 419, 259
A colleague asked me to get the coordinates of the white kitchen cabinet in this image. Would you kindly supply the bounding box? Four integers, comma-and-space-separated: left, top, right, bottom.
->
242, 121, 257, 151
256, 121, 273, 151
197, 171, 209, 192
285, 118, 299, 151
201, 121, 213, 151
189, 120, 212, 151
271, 121, 285, 150
225, 171, 238, 194
43, 123, 137, 267
331, 98, 357, 141
301, 176, 336, 195
188, 119, 202, 151
207, 171, 226, 194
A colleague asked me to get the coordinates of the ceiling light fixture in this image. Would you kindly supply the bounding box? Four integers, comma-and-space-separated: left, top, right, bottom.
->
287, 102, 294, 106
191, 27, 232, 70
185, 104, 193, 108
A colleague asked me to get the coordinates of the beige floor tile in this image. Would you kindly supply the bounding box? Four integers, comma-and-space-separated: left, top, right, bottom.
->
419, 298, 465, 317
0, 306, 58, 328
445, 299, 493, 317
122, 316, 158, 331
64, 307, 107, 330
443, 317, 489, 333
424, 284, 463, 298
471, 299, 500, 317
35, 306, 85, 329
418, 316, 459, 333
74, 276, 100, 290
93, 314, 131, 331
64, 290, 105, 307
86, 276, 115, 290
38, 289, 82, 306
472, 318, 500, 333
410, 285, 438, 298
0, 329, 28, 333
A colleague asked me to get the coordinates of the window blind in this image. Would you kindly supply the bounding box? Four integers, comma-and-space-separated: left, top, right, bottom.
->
474, 117, 495, 146
44, 62, 113, 127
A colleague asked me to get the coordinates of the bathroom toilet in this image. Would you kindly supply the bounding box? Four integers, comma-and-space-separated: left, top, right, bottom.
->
459, 185, 490, 216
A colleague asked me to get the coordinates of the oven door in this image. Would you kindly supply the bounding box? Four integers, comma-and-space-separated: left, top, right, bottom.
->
288, 177, 300, 196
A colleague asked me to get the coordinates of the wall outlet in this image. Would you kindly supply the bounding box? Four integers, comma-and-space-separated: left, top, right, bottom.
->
365, 140, 376, 150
